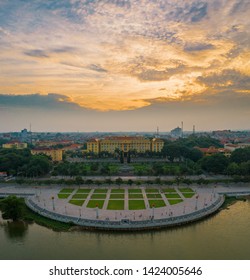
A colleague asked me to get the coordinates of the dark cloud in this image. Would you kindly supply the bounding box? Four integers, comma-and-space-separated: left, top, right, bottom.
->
230, 0, 250, 15
197, 69, 250, 90
135, 64, 186, 82
88, 64, 108, 73
24, 49, 49, 58
171, 1, 208, 23
0, 93, 81, 110
184, 43, 214, 52
51, 46, 77, 53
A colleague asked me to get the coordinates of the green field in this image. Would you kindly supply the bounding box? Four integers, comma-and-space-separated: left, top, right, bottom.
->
178, 187, 194, 192
107, 200, 124, 210
93, 189, 108, 194
58, 193, 71, 199
69, 199, 85, 206
76, 189, 91, 193
91, 194, 106, 199
182, 193, 195, 198
59, 188, 75, 193
87, 200, 105, 209
165, 193, 181, 199
111, 189, 125, 193
129, 200, 146, 210
148, 200, 166, 208
129, 193, 143, 199
72, 193, 89, 199
145, 188, 159, 193
168, 199, 183, 205
146, 193, 162, 199
110, 194, 125, 199
163, 188, 177, 193
128, 189, 142, 193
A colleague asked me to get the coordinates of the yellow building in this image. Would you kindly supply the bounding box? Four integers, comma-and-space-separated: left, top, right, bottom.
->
151, 138, 164, 152
2, 142, 28, 149
31, 148, 63, 162
87, 136, 164, 154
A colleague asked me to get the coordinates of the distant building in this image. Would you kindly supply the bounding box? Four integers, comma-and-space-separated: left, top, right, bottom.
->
196, 146, 231, 157
224, 143, 250, 152
2, 141, 28, 149
170, 127, 182, 138
86, 136, 164, 154
31, 148, 63, 161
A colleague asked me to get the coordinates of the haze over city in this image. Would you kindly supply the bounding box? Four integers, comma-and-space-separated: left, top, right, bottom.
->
0, 0, 250, 132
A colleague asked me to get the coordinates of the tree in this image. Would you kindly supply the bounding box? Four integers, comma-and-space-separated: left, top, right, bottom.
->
0, 196, 23, 221
230, 147, 250, 164
199, 153, 229, 174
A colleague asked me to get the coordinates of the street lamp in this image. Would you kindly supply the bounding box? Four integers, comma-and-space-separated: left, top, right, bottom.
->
96, 203, 99, 219
195, 195, 198, 210
151, 204, 155, 219
51, 196, 55, 210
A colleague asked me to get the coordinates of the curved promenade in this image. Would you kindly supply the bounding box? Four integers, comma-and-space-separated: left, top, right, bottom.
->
25, 195, 225, 231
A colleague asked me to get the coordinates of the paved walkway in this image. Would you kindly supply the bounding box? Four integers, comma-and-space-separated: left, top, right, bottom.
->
1, 183, 250, 230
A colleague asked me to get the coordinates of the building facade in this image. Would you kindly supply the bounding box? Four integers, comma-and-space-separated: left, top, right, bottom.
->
2, 142, 28, 149
31, 148, 63, 161
87, 136, 164, 154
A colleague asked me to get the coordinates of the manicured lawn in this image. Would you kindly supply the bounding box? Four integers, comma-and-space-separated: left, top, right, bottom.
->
129, 200, 146, 210
87, 200, 105, 209
128, 189, 142, 193
110, 194, 125, 199
165, 193, 181, 199
129, 193, 143, 199
76, 189, 91, 193
148, 200, 166, 208
168, 199, 183, 205
69, 199, 85, 206
163, 188, 177, 193
72, 193, 89, 199
178, 187, 194, 192
93, 189, 108, 194
107, 200, 124, 210
146, 193, 162, 198
111, 188, 125, 193
57, 193, 71, 199
145, 188, 159, 193
182, 193, 195, 198
91, 194, 107, 199
59, 188, 75, 193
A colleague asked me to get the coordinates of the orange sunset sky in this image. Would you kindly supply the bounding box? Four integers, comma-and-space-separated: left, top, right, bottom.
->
0, 0, 249, 131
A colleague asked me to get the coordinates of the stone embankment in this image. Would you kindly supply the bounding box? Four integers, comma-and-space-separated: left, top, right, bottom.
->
25, 195, 225, 231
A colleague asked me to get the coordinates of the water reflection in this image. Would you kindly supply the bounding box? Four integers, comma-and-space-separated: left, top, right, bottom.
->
4, 220, 28, 241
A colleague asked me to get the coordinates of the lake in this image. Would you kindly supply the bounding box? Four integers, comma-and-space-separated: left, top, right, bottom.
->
0, 199, 250, 260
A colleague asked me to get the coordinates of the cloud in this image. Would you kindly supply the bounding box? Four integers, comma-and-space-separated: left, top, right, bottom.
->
0, 93, 82, 110
197, 69, 250, 91
184, 43, 215, 52
24, 49, 49, 58
87, 64, 108, 72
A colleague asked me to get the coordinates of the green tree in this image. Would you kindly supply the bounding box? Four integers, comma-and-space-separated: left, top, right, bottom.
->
0, 196, 23, 221
230, 147, 250, 164
199, 153, 229, 174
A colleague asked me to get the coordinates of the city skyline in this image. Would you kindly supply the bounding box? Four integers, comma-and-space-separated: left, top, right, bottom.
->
0, 0, 250, 132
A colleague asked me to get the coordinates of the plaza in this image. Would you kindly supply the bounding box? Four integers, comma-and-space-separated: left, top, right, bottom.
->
26, 185, 224, 230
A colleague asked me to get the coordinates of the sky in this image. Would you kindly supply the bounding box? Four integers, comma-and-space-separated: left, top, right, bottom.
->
0, 0, 249, 132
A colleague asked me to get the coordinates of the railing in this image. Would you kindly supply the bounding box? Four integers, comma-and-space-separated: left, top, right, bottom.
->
0, 193, 35, 198
25, 195, 225, 230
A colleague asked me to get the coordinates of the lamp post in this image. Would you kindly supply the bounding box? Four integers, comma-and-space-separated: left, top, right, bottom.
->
51, 196, 55, 211
152, 204, 155, 220
96, 203, 99, 219
195, 195, 198, 210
